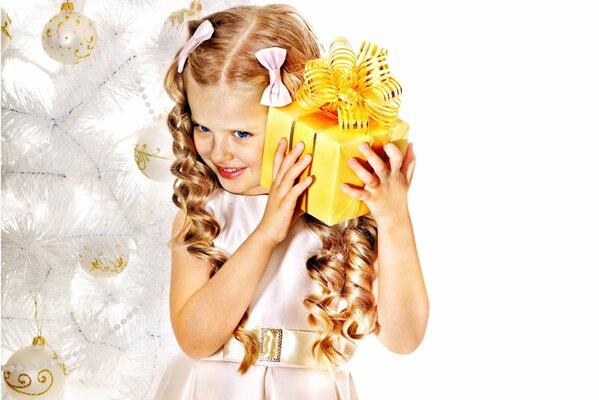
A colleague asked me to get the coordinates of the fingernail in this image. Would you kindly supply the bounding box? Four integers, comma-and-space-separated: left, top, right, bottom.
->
359, 143, 368, 152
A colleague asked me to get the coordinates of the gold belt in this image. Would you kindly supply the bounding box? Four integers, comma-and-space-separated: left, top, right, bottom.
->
202, 326, 356, 400
204, 326, 356, 370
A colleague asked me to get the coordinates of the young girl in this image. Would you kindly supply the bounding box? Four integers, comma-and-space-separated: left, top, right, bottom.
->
154, 4, 428, 400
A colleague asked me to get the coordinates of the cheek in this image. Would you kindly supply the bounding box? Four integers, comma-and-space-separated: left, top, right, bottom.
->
192, 135, 263, 168
193, 135, 210, 159
248, 143, 264, 168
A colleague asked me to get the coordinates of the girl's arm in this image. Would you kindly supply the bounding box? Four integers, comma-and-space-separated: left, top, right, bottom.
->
171, 138, 312, 359
170, 209, 278, 359
374, 209, 429, 354
341, 142, 428, 353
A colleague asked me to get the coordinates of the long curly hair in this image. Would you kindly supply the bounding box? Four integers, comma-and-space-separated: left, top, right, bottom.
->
165, 4, 380, 374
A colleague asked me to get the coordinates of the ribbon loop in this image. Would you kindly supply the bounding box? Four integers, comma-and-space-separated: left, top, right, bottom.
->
296, 37, 403, 135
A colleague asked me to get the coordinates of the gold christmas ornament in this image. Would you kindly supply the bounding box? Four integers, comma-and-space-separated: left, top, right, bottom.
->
78, 241, 130, 277
41, 1, 98, 64
2, 290, 67, 400
1, 7, 12, 53
134, 115, 175, 182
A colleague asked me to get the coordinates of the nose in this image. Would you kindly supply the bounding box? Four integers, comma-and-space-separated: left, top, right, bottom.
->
209, 134, 233, 165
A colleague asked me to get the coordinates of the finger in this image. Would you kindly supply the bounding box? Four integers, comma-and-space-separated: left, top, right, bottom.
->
406, 159, 415, 188
358, 143, 389, 181
272, 138, 287, 184
405, 147, 416, 188
273, 141, 304, 188
287, 175, 313, 208
348, 157, 380, 188
400, 143, 414, 181
340, 182, 368, 201
384, 142, 404, 177
279, 152, 312, 194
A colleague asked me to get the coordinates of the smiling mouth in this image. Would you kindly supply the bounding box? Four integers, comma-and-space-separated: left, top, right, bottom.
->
218, 166, 245, 172
215, 166, 247, 178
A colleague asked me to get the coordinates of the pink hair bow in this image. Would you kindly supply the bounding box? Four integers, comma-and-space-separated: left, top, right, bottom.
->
255, 47, 292, 107
177, 20, 214, 73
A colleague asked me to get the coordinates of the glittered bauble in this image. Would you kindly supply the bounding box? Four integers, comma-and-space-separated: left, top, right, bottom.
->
134, 115, 175, 182
167, 0, 203, 28
159, 1, 203, 49
2, 336, 67, 400
41, 1, 98, 64
78, 241, 130, 278
1, 8, 13, 54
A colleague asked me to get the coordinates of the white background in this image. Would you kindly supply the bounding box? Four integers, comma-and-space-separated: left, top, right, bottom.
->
4, 0, 599, 399
252, 0, 599, 399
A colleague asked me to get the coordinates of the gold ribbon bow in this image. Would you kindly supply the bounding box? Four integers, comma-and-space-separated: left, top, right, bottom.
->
296, 37, 402, 135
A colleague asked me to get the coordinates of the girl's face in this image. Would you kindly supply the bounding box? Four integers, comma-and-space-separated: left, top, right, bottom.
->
187, 78, 269, 196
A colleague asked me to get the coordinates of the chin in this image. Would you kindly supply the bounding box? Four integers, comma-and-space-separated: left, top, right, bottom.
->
219, 180, 257, 194
238, 183, 268, 196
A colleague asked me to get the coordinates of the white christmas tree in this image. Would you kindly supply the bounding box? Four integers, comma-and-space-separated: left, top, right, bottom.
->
1, 1, 247, 399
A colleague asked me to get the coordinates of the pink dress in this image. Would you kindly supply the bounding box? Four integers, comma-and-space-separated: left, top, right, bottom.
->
153, 188, 360, 400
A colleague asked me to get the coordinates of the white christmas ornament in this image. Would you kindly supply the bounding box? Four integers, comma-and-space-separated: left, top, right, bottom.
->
1, 7, 12, 53
78, 241, 130, 278
2, 336, 67, 400
159, 1, 203, 50
134, 116, 175, 182
41, 1, 98, 64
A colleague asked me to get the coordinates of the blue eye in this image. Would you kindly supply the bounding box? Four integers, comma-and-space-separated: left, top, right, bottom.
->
234, 131, 253, 139
194, 123, 253, 139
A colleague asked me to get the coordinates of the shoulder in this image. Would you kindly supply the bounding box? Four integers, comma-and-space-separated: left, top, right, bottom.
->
170, 208, 188, 250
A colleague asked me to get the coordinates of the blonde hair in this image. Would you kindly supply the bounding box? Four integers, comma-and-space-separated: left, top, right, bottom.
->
164, 4, 380, 374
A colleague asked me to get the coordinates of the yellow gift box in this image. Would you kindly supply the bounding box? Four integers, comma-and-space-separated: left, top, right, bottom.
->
259, 38, 410, 226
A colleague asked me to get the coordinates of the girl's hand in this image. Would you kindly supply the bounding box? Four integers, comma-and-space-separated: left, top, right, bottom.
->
341, 142, 416, 225
256, 138, 313, 246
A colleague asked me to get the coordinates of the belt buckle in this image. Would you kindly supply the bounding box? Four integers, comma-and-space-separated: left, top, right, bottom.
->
258, 328, 283, 362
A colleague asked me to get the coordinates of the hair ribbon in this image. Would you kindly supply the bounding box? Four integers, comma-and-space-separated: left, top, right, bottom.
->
255, 47, 292, 107
177, 20, 214, 73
